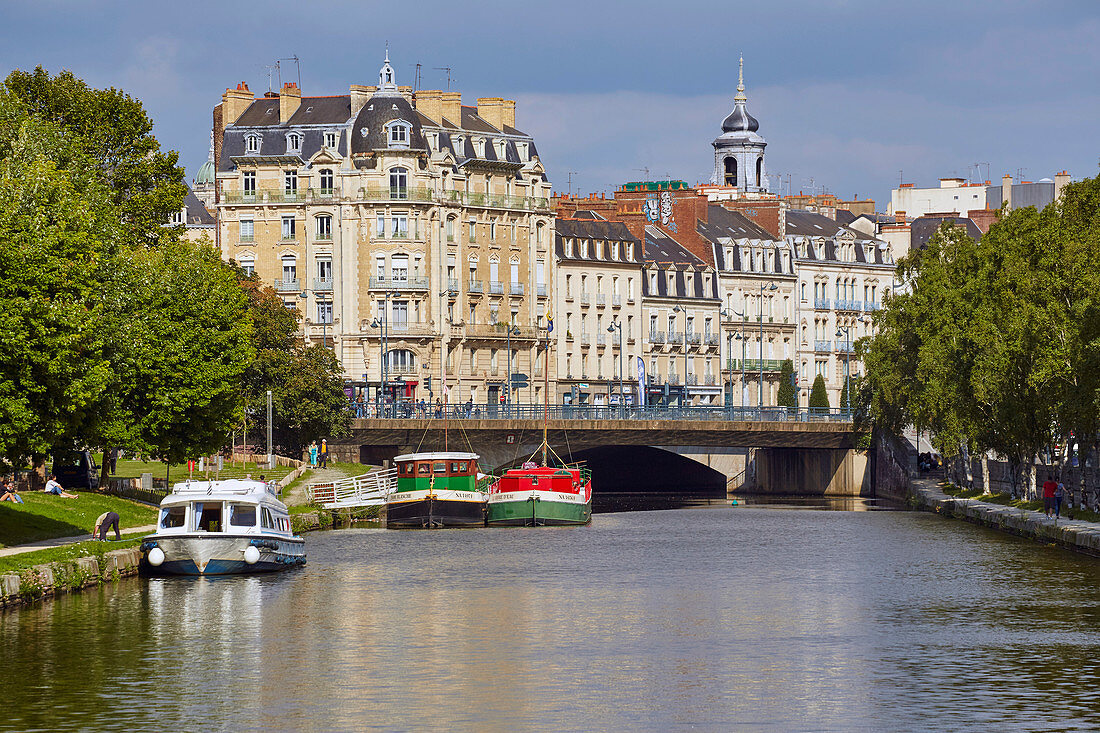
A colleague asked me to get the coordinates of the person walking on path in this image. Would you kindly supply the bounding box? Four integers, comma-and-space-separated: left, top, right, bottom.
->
93, 511, 121, 541
319, 439, 329, 469
309, 441, 318, 468
1042, 477, 1058, 517
1055, 482, 1065, 519
43, 474, 78, 498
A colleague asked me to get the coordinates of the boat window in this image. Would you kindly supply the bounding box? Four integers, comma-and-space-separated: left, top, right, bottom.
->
193, 502, 222, 532
433, 462, 446, 473
402, 462, 414, 475
418, 463, 431, 475
458, 461, 468, 472
451, 462, 460, 473
159, 506, 185, 529
531, 476, 539, 486
230, 504, 256, 527
261, 507, 276, 530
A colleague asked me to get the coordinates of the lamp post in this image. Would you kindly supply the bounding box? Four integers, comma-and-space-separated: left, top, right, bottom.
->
369, 291, 399, 417
835, 316, 870, 417
505, 322, 520, 417
721, 307, 747, 411
759, 282, 777, 408
672, 304, 688, 407
299, 289, 330, 347
607, 319, 623, 413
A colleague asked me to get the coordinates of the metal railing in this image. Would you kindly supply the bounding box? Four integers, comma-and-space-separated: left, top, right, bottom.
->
837, 340, 855, 353
306, 467, 398, 509
447, 278, 460, 293
596, 294, 606, 306
687, 332, 701, 345
649, 331, 665, 344
509, 282, 524, 296
537, 284, 548, 297
369, 276, 429, 290
313, 277, 333, 291
814, 298, 831, 310
469, 280, 484, 294
705, 334, 720, 346
667, 331, 684, 344
349, 401, 854, 423
274, 278, 300, 292
814, 340, 832, 352
612, 294, 622, 307
580, 293, 590, 306
489, 281, 504, 295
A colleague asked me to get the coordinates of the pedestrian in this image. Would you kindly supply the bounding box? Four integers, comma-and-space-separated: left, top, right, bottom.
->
466, 398, 473, 418
355, 391, 365, 418
435, 398, 443, 418
319, 439, 328, 468
1055, 482, 1065, 519
43, 473, 78, 498
93, 511, 120, 541
1041, 476, 1058, 517
309, 441, 318, 468
0, 476, 23, 504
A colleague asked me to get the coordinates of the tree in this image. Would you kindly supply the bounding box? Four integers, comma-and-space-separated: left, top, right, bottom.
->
776, 359, 798, 408
241, 278, 350, 456
4, 67, 186, 247
839, 377, 850, 414
809, 374, 830, 412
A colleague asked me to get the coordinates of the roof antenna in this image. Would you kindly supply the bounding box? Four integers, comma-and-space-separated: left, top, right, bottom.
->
263, 63, 278, 93
434, 66, 454, 89
413, 62, 422, 92
567, 170, 578, 197
279, 55, 301, 89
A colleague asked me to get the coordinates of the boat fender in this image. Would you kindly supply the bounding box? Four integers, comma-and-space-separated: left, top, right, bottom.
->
147, 547, 165, 567
244, 545, 261, 564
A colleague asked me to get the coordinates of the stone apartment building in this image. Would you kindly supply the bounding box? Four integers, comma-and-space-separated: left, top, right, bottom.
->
211, 53, 555, 409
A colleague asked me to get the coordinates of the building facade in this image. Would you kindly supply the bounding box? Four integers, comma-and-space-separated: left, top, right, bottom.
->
213, 54, 554, 410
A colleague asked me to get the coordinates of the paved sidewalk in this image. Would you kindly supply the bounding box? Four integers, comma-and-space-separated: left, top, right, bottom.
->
0, 524, 158, 558
282, 466, 348, 506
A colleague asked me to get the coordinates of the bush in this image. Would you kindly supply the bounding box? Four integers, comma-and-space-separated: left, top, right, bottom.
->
809, 374, 830, 412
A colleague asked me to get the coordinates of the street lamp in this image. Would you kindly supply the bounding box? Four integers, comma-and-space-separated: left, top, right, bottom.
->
673, 304, 688, 407
299, 289, 331, 347
607, 319, 623, 413
369, 291, 400, 417
721, 307, 747, 411
505, 322, 520, 417
835, 315, 870, 416
759, 281, 777, 408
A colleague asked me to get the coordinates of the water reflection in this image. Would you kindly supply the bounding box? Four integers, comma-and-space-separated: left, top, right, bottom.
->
3, 506, 1100, 731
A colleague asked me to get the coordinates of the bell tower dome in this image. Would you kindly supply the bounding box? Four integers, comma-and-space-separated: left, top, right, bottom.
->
712, 57, 768, 192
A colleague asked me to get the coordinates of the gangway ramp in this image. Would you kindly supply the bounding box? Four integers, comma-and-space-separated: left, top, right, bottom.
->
306, 468, 398, 509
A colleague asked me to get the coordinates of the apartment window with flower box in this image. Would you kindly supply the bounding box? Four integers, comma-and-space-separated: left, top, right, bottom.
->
315, 215, 332, 241
281, 216, 296, 240
239, 219, 254, 242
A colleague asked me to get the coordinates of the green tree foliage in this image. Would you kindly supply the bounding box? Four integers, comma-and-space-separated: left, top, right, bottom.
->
809, 374, 830, 411
240, 278, 350, 456
776, 359, 798, 408
839, 376, 850, 413
4, 67, 186, 247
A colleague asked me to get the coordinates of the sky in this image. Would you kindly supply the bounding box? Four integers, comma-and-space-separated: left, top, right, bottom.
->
2, 0, 1098, 208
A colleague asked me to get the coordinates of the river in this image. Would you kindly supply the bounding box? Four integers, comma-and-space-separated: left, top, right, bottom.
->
3, 503, 1100, 732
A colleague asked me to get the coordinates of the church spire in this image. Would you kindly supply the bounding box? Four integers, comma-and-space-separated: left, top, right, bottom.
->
734, 55, 747, 103
378, 47, 398, 94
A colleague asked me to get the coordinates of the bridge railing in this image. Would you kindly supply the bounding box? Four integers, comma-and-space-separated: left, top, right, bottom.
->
349, 402, 853, 423
307, 467, 398, 508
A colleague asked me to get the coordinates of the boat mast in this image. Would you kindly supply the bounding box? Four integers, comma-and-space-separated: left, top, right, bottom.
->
542, 331, 550, 467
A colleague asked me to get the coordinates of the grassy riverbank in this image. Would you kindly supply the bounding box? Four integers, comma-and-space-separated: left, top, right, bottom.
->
113, 459, 298, 484
941, 483, 1100, 523
0, 493, 157, 547
0, 536, 145, 574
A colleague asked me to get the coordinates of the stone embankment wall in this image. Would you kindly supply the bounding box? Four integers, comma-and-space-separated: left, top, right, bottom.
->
1, 547, 143, 610
955, 458, 1100, 510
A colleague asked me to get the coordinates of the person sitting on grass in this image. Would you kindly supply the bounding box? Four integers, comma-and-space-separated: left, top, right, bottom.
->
0, 476, 23, 504
43, 474, 78, 498
93, 511, 121, 541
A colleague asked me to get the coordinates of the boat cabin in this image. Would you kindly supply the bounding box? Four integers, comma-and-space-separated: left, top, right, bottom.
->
394, 452, 480, 493
155, 480, 292, 536
490, 466, 584, 495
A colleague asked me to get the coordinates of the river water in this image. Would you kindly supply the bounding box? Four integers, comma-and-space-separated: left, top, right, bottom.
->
4, 503, 1100, 732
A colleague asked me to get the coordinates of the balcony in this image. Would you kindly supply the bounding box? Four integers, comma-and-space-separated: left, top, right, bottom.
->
612, 294, 622, 307
537, 283, 548, 298
686, 374, 698, 386
489, 281, 504, 295
596, 294, 606, 307
580, 333, 591, 347
387, 323, 434, 337
814, 340, 832, 353
687, 332, 701, 345
596, 334, 607, 347
359, 186, 434, 202
307, 187, 337, 200
669, 374, 681, 385
313, 277, 333, 292
705, 334, 720, 346
836, 299, 863, 312
274, 278, 300, 293
509, 282, 524, 296
465, 324, 538, 341
222, 191, 257, 204
814, 298, 830, 310
468, 280, 484, 295
728, 359, 784, 372
439, 190, 553, 212
368, 276, 429, 290
580, 293, 590, 306
238, 234, 254, 243
648, 330, 665, 344
667, 331, 684, 345
447, 278, 460, 294
865, 301, 882, 312
837, 340, 855, 353
705, 375, 717, 386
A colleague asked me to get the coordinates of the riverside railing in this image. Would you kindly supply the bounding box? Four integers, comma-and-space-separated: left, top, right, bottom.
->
348, 401, 853, 423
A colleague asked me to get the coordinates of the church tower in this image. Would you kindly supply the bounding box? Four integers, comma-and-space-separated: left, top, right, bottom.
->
712, 57, 768, 193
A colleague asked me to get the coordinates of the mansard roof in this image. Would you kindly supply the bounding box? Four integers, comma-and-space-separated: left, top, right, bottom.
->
910, 215, 983, 250
184, 189, 214, 226
554, 217, 640, 264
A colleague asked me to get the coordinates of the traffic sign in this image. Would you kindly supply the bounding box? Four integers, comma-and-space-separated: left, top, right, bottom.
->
511, 380, 529, 389
509, 373, 528, 383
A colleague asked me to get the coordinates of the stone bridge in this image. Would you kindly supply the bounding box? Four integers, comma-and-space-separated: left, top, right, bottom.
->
329, 417, 869, 496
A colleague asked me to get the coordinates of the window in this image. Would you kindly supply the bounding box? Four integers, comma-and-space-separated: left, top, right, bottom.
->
536, 221, 545, 246
317, 299, 333, 324
239, 257, 255, 277
391, 301, 408, 328
388, 121, 410, 147
392, 255, 409, 282
243, 171, 256, 195
376, 214, 386, 238
281, 216, 296, 240
240, 219, 254, 241
160, 506, 185, 528
229, 504, 256, 527
317, 258, 332, 282
324, 131, 337, 149
319, 169, 334, 194
389, 168, 408, 199
580, 239, 588, 258
626, 242, 634, 261
261, 507, 276, 530
281, 255, 297, 281
316, 215, 332, 240
284, 170, 297, 196
391, 214, 408, 238
446, 217, 455, 242
611, 241, 619, 260
490, 221, 497, 241
286, 132, 302, 153
468, 218, 476, 243
245, 134, 261, 154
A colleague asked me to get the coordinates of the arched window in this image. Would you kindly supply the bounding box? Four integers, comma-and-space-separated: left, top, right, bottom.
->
724, 157, 737, 186
245, 134, 262, 154
389, 167, 408, 199
315, 215, 332, 240
446, 216, 456, 242
286, 133, 302, 153
756, 157, 763, 187
386, 349, 416, 374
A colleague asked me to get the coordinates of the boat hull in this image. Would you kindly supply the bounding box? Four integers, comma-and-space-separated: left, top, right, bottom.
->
141, 534, 306, 576
487, 492, 592, 526
386, 490, 486, 529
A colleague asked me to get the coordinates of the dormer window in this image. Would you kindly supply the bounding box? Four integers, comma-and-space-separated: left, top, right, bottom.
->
580, 239, 588, 258
517, 142, 529, 160
454, 134, 465, 153
611, 241, 619, 260
324, 131, 337, 149
286, 132, 302, 153
474, 137, 485, 157
386, 120, 410, 148
245, 134, 261, 154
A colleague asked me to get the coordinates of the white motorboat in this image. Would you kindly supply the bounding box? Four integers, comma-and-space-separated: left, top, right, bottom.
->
141, 479, 305, 575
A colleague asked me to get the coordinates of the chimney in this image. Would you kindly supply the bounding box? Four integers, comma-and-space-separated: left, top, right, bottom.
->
1001, 174, 1013, 209
280, 82, 301, 123
501, 99, 516, 130
441, 91, 462, 125
222, 82, 254, 125
398, 85, 413, 103
414, 90, 443, 124
350, 84, 371, 116
1054, 170, 1071, 200
476, 97, 505, 130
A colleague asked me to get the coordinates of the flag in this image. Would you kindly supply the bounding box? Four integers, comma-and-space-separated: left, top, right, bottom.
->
546, 310, 554, 333
636, 356, 646, 407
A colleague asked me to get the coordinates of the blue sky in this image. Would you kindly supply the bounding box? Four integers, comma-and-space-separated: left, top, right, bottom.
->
2, 0, 1097, 207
